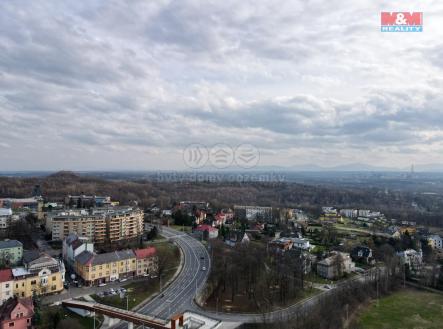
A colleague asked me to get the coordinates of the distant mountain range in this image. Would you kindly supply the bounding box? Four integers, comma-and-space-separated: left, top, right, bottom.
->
254, 163, 443, 172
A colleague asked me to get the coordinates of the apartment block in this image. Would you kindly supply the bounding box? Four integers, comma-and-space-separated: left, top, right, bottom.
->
47, 207, 143, 243
0, 240, 23, 267
233, 205, 273, 222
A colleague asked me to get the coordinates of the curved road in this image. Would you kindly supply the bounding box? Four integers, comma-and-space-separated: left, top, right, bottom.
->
113, 226, 211, 328
112, 226, 381, 327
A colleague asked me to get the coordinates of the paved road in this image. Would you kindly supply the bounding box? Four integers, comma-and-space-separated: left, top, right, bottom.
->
112, 226, 211, 328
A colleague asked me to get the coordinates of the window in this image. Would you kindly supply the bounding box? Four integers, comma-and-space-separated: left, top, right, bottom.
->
5, 283, 9, 288
8, 322, 14, 327
31, 280, 36, 285
52, 276, 56, 281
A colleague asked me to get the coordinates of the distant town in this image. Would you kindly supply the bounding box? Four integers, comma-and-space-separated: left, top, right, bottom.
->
0, 176, 442, 329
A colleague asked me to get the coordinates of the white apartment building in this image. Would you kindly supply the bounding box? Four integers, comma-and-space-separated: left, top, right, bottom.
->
428, 235, 443, 250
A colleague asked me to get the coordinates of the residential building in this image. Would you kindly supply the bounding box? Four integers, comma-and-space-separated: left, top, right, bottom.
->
292, 237, 311, 250
400, 227, 416, 235
74, 250, 136, 285
0, 297, 34, 329
0, 197, 42, 212
317, 252, 355, 279
65, 195, 112, 208
339, 209, 358, 218
12, 254, 65, 298
428, 235, 443, 250
0, 240, 23, 267
350, 246, 374, 264
269, 238, 293, 253
397, 249, 423, 274
195, 225, 219, 239
62, 234, 94, 270
46, 207, 143, 243
225, 231, 250, 247
0, 269, 13, 305
134, 247, 158, 276
233, 205, 272, 222
0, 208, 13, 230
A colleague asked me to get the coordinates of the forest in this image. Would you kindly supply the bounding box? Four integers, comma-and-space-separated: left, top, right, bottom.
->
0, 171, 442, 227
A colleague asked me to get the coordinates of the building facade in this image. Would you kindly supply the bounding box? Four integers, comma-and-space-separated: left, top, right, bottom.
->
74, 250, 137, 285
0, 297, 34, 329
62, 234, 94, 270
12, 254, 65, 298
317, 252, 355, 279
428, 235, 443, 249
0, 269, 13, 305
134, 247, 158, 276
233, 205, 273, 222
47, 207, 143, 243
0, 240, 23, 267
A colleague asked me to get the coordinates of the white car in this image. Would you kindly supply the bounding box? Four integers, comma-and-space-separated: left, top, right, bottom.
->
119, 278, 127, 282
202, 266, 206, 271
98, 283, 107, 287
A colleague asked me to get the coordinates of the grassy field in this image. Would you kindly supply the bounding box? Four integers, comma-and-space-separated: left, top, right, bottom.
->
356, 289, 443, 329
170, 224, 192, 233
92, 241, 180, 310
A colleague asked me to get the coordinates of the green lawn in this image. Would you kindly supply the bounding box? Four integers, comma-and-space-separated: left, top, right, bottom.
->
170, 224, 192, 233
356, 289, 443, 329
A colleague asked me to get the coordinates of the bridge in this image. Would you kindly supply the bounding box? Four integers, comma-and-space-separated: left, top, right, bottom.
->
62, 300, 184, 329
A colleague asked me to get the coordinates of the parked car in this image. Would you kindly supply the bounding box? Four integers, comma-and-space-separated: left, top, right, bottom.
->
98, 283, 107, 287
118, 278, 127, 283
202, 266, 206, 271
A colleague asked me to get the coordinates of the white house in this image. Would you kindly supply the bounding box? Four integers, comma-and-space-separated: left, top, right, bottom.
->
62, 233, 94, 269
428, 235, 443, 250
292, 237, 311, 250
397, 249, 423, 273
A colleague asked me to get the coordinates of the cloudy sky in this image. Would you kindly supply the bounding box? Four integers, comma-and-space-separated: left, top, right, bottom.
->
1, 0, 443, 171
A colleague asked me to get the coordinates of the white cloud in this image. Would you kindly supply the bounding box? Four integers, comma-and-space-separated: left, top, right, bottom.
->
0, 0, 442, 170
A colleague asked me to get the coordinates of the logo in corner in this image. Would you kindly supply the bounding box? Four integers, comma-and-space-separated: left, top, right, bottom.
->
381, 12, 423, 32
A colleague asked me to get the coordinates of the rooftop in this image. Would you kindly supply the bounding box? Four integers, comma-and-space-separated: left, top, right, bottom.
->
134, 247, 157, 259
0, 268, 13, 282
0, 239, 23, 249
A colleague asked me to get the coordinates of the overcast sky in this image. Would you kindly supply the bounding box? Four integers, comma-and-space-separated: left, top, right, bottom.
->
1, 0, 443, 171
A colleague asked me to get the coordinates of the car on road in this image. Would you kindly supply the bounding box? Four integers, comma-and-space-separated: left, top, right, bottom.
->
150, 274, 158, 279
200, 255, 204, 259
202, 266, 206, 271
323, 284, 332, 289
118, 278, 127, 282
98, 283, 107, 287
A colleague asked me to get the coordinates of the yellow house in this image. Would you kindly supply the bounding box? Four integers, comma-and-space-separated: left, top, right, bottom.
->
75, 250, 137, 286
400, 227, 416, 235
12, 255, 65, 298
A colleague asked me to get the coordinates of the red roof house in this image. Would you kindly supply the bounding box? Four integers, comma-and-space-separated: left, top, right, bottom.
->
0, 297, 34, 329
